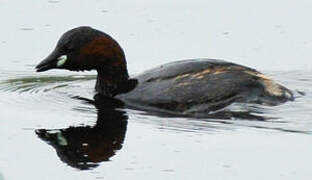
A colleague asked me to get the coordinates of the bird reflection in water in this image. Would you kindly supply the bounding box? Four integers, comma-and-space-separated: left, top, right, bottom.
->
35, 94, 128, 170
35, 92, 270, 170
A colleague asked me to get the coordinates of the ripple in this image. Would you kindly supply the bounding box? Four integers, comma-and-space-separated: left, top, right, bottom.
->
48, 0, 60, 3
0, 72, 97, 119
0, 74, 95, 94
19, 27, 34, 31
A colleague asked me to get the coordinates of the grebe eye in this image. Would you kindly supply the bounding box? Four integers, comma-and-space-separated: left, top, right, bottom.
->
61, 39, 74, 52
64, 44, 74, 52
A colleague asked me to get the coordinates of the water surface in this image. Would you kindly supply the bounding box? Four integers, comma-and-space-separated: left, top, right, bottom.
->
0, 69, 311, 179
1, 0, 312, 179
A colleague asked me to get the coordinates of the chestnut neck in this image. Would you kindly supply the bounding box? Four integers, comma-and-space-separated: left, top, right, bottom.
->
95, 67, 137, 97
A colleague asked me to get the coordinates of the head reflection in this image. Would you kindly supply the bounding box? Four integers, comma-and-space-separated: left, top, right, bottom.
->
35, 95, 127, 170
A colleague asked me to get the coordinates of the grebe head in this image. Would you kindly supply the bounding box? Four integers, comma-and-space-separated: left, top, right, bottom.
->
36, 26, 136, 97
36, 26, 128, 75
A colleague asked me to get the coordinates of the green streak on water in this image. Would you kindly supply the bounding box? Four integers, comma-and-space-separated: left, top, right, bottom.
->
0, 172, 4, 180
0, 75, 96, 93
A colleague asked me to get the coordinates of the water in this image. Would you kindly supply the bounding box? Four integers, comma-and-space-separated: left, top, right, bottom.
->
1, 0, 312, 179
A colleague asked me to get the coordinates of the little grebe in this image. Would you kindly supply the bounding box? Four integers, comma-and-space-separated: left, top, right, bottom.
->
36, 26, 294, 116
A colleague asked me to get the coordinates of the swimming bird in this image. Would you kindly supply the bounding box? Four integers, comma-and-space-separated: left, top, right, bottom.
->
35, 26, 294, 117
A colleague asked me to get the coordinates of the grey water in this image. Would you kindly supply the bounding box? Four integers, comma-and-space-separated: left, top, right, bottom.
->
1, 0, 312, 179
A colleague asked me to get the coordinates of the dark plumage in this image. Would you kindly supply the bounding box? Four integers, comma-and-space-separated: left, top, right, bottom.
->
36, 26, 294, 117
